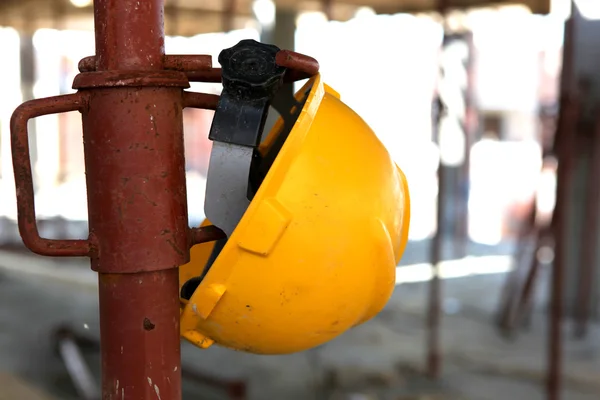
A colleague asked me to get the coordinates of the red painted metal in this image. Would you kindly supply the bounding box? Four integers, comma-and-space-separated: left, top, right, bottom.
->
78, 54, 214, 73
99, 271, 182, 400
183, 92, 220, 111
93, 1, 164, 72
185, 50, 319, 83
76, 82, 190, 275
72, 70, 190, 89
276, 50, 320, 79
88, 1, 187, 398
10, 93, 93, 258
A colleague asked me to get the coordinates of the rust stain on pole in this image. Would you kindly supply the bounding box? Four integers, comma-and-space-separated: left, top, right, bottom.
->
99, 271, 182, 400
185, 68, 223, 83
93, 0, 165, 71
426, 0, 452, 379
77, 82, 190, 275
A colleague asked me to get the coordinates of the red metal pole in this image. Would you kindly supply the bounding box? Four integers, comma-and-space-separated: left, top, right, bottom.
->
93, 1, 164, 72
84, 2, 186, 399
427, 162, 444, 379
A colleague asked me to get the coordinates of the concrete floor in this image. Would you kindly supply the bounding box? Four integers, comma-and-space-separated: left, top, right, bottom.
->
1, 240, 599, 400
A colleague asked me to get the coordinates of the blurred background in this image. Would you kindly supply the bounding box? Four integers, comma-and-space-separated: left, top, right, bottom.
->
1, 0, 599, 399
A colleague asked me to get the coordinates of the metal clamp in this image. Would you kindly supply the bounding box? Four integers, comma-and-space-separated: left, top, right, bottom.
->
10, 93, 94, 257
179, 41, 320, 297
11, 71, 226, 259
204, 39, 288, 237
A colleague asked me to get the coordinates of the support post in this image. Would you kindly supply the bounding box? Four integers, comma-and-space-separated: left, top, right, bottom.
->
547, 95, 578, 400
427, 159, 444, 380
426, 0, 450, 379
574, 113, 600, 337
87, 2, 185, 399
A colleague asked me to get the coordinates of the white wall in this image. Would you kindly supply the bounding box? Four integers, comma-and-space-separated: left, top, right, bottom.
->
296, 12, 443, 240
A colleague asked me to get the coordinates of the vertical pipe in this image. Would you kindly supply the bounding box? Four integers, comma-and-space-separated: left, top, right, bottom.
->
427, 0, 450, 377
574, 114, 600, 338
98, 272, 182, 400
546, 12, 577, 400
426, 2, 448, 379
427, 162, 444, 379
93, 0, 165, 71
88, 1, 185, 399
455, 33, 475, 260
547, 97, 577, 400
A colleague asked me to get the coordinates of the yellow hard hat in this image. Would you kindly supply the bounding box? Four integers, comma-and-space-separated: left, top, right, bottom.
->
179, 40, 410, 355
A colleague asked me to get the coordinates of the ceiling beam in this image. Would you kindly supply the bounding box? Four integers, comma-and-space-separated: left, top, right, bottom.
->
371, 0, 550, 15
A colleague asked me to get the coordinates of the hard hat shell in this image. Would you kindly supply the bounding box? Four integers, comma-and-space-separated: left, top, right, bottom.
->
179, 74, 410, 355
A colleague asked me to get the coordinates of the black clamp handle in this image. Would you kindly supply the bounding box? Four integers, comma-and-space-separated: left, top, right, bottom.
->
208, 39, 287, 148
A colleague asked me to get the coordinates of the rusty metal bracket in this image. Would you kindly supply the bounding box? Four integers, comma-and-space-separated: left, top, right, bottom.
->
10, 93, 94, 257
182, 50, 318, 84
